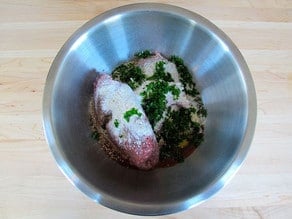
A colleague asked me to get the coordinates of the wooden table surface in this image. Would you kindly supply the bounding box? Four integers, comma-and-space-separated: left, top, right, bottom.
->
1, 1, 292, 218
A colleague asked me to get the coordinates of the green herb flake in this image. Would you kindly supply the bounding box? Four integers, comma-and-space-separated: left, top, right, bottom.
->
197, 107, 207, 117
114, 119, 119, 128
112, 63, 146, 89
140, 80, 183, 126
91, 131, 99, 140
123, 107, 142, 122
147, 61, 174, 82
169, 85, 181, 100
140, 80, 168, 126
135, 50, 153, 58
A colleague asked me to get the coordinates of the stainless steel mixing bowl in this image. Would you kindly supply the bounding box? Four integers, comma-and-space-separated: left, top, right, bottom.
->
43, 3, 256, 215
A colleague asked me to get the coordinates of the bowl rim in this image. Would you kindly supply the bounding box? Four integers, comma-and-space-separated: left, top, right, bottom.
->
43, 2, 257, 216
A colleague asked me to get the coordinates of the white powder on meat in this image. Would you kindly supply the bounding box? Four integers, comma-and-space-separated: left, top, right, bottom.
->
94, 75, 154, 146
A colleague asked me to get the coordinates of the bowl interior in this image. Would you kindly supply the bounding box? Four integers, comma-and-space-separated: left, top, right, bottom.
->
44, 4, 255, 215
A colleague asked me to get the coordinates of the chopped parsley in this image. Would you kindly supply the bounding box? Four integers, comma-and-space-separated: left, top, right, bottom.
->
147, 61, 173, 82
135, 50, 154, 58
169, 85, 181, 100
124, 107, 142, 122
114, 119, 119, 128
140, 80, 180, 126
91, 131, 99, 140
112, 63, 146, 89
169, 55, 199, 97
197, 107, 207, 117
158, 107, 204, 162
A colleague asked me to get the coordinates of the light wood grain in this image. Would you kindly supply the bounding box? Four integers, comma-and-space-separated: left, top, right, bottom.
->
1, 0, 292, 218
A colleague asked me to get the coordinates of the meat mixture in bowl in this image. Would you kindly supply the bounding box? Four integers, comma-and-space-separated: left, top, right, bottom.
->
90, 51, 207, 170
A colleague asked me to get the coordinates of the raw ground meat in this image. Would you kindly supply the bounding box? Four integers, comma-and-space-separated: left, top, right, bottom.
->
93, 74, 159, 170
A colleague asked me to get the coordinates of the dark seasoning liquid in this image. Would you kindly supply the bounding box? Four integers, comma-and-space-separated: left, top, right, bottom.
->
90, 51, 207, 169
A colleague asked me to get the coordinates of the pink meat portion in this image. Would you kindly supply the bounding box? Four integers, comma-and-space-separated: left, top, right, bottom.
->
94, 74, 159, 170
119, 135, 159, 170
